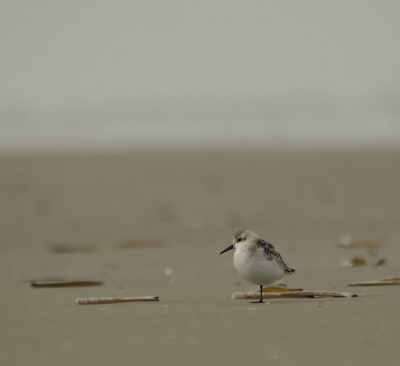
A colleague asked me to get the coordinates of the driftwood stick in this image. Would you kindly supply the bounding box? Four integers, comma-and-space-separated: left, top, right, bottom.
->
262, 287, 303, 293
232, 291, 357, 300
31, 280, 103, 288
75, 296, 159, 305
348, 277, 400, 287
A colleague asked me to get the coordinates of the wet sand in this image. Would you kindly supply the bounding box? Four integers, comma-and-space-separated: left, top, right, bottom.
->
1, 150, 399, 365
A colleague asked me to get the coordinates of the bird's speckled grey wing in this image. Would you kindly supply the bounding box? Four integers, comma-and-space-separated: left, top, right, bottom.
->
258, 239, 295, 274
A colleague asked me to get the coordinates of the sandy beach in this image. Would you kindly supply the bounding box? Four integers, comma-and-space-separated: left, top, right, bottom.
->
1, 150, 399, 365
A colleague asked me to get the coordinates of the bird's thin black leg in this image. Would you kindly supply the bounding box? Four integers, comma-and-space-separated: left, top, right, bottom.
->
251, 285, 265, 303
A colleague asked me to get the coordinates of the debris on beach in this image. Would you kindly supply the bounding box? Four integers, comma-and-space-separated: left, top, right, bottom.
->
232, 289, 357, 300
340, 257, 366, 267
31, 280, 103, 288
337, 236, 387, 268
337, 235, 383, 248
375, 258, 387, 267
116, 241, 164, 248
348, 277, 400, 287
75, 296, 159, 305
49, 244, 99, 253
262, 286, 303, 293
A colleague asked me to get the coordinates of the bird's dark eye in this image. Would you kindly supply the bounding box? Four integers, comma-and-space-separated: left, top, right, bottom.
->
237, 237, 242, 242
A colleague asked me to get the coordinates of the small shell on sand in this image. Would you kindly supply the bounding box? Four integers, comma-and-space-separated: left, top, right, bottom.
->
340, 257, 366, 267
375, 258, 387, 267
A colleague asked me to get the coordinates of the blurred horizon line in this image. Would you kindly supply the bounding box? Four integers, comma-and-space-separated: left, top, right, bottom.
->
1, 119, 399, 153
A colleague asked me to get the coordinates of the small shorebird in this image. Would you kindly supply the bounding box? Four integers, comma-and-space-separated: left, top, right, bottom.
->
220, 230, 295, 303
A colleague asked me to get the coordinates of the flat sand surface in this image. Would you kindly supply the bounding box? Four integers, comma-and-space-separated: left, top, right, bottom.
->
1, 150, 399, 365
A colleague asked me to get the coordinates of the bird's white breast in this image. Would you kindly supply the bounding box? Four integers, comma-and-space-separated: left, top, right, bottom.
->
233, 246, 285, 286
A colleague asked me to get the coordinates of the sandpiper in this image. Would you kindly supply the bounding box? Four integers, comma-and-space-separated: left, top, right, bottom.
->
220, 230, 295, 303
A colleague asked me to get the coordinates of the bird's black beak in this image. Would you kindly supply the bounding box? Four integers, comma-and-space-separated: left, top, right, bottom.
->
220, 244, 234, 255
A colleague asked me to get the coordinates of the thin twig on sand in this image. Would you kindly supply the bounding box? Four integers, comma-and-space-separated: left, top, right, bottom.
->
262, 287, 303, 293
75, 296, 159, 305
31, 280, 103, 288
348, 277, 400, 287
232, 290, 357, 300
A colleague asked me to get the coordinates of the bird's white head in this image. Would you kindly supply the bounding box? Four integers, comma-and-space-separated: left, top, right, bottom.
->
220, 230, 258, 255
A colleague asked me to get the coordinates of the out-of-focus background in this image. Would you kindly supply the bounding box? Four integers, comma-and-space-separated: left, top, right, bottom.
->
1, 1, 400, 151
